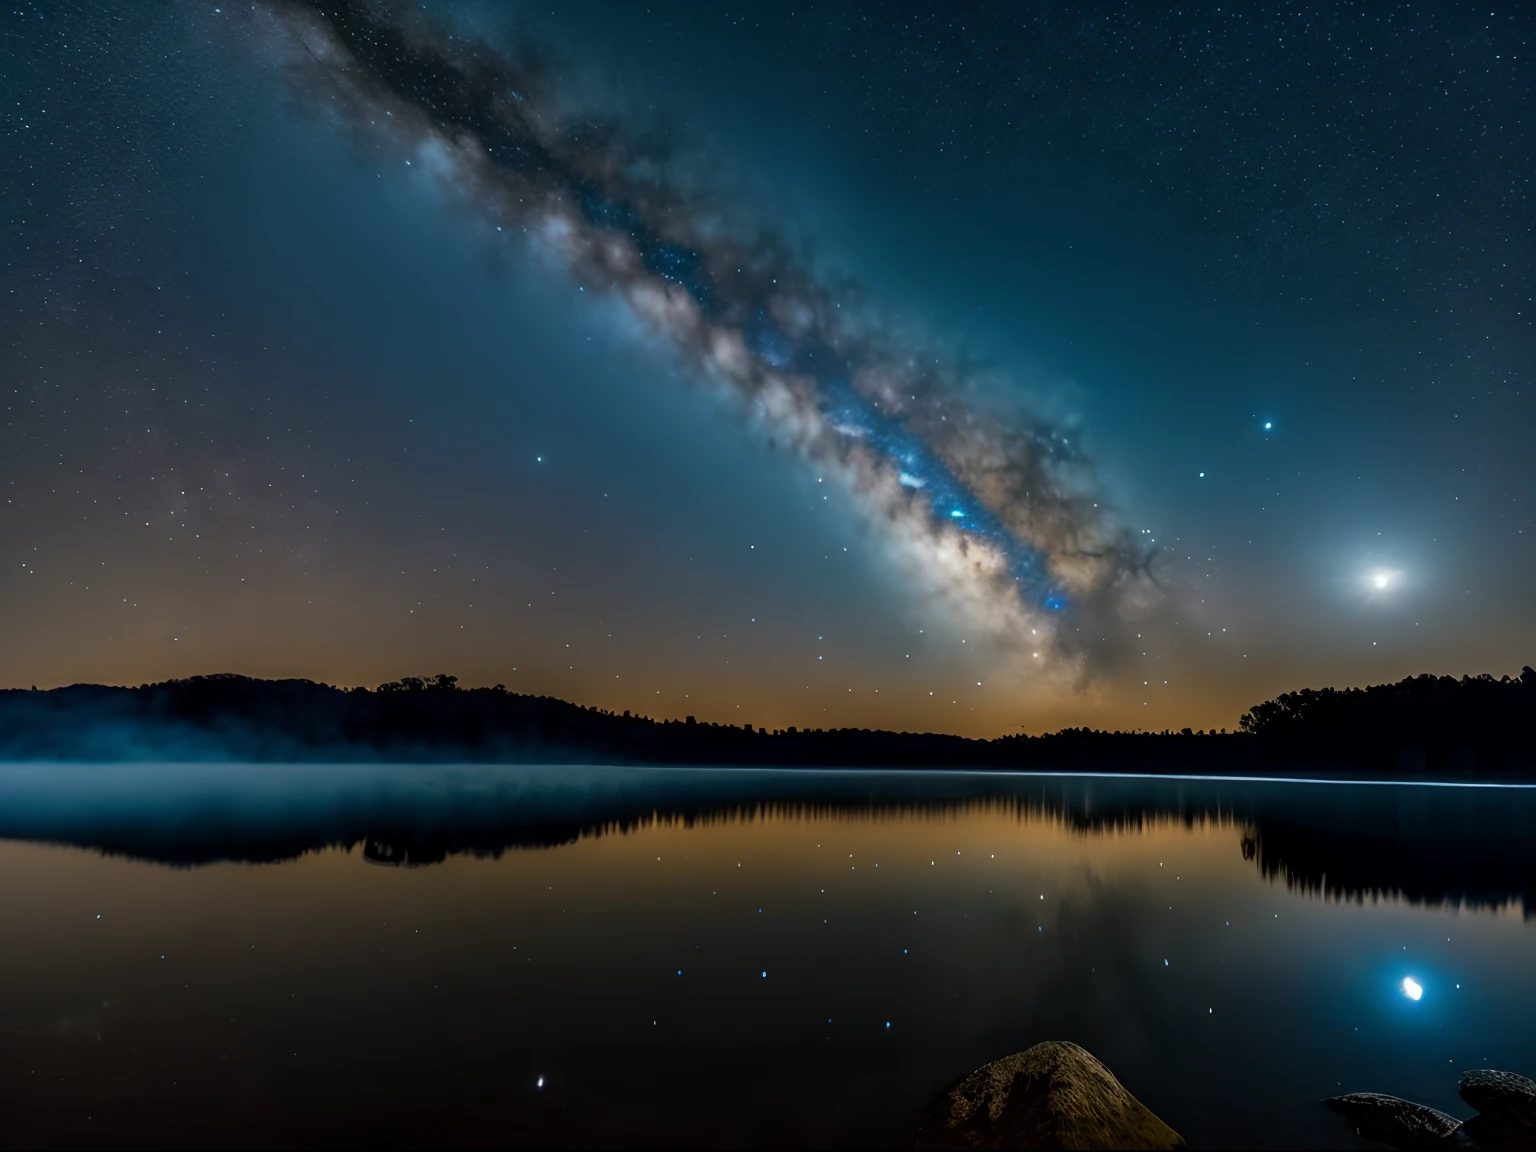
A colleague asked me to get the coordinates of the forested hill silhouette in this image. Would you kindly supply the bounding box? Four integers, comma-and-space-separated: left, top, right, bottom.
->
0, 667, 1531, 776
1236, 667, 1536, 775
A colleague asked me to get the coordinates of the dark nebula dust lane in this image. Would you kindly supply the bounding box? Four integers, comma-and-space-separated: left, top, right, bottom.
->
259, 0, 1156, 674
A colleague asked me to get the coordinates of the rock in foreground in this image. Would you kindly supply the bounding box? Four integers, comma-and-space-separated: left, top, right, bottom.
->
1323, 1092, 1462, 1148
1460, 1070, 1536, 1129
915, 1040, 1184, 1150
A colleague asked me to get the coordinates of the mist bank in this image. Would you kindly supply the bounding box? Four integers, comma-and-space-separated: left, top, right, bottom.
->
0, 668, 1531, 777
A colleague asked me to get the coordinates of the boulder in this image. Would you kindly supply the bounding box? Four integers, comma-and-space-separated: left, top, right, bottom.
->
915, 1040, 1184, 1150
1460, 1071, 1536, 1129
1323, 1092, 1462, 1149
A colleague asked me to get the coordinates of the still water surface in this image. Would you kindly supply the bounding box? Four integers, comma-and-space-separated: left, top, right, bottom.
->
0, 763, 1532, 1148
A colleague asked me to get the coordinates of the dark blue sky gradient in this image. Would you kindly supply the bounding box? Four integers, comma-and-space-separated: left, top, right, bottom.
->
1, 1, 1530, 734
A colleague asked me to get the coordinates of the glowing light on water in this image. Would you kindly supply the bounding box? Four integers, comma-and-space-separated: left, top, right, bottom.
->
1402, 977, 1423, 1001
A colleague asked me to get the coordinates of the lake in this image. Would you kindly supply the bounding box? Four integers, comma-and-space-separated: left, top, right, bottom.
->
0, 763, 1532, 1148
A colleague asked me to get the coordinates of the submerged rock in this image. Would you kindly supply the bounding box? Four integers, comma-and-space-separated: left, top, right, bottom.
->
1453, 1112, 1536, 1149
1323, 1092, 1462, 1149
1460, 1071, 1536, 1129
914, 1040, 1184, 1150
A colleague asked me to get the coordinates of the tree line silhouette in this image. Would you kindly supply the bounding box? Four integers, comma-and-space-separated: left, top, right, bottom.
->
1236, 666, 1535, 775
0, 666, 1530, 775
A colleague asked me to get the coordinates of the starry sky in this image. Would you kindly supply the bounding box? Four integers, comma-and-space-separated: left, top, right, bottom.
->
2, 0, 1531, 736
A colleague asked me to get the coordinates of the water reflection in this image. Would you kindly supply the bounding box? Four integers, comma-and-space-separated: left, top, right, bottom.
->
0, 764, 1530, 1147
0, 763, 1529, 915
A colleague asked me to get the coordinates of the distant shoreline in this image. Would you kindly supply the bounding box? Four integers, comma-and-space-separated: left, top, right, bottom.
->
1, 669, 1531, 780
14, 762, 1527, 791
655, 766, 1536, 788
3, 759, 1534, 789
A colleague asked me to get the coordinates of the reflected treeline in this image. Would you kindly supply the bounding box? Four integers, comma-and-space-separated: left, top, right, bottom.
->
1243, 809, 1536, 917
0, 763, 1527, 916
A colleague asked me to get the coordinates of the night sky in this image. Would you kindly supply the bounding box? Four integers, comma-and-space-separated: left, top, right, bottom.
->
3, 1, 1531, 736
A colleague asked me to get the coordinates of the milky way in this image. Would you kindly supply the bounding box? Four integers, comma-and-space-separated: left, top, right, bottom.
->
262, 0, 1154, 671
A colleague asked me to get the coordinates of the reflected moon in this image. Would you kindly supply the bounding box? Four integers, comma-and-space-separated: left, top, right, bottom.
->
1367, 569, 1400, 592
1401, 976, 1423, 1001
